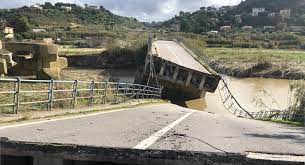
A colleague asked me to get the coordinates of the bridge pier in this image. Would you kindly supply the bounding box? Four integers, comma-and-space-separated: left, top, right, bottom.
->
172, 67, 179, 81
185, 72, 193, 86
159, 63, 165, 76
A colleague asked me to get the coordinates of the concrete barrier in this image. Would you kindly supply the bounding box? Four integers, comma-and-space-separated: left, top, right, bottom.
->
1, 139, 303, 165
2, 42, 67, 79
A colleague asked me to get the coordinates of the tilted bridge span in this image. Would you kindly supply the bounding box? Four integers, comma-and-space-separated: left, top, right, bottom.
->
136, 37, 221, 101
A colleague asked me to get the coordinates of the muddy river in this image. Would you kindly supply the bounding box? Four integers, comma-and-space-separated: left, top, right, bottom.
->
186, 77, 293, 114
63, 68, 293, 114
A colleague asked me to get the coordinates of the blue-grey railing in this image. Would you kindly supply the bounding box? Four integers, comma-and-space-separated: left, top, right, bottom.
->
0, 78, 162, 114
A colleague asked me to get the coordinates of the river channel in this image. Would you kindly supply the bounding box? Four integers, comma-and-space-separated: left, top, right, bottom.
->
63, 68, 293, 114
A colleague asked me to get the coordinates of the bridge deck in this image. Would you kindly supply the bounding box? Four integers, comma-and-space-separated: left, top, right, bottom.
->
153, 41, 210, 74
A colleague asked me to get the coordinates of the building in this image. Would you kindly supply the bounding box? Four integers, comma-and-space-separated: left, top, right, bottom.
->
3, 27, 14, 39
252, 8, 265, 16
264, 26, 276, 31
207, 31, 218, 35
268, 12, 276, 17
280, 9, 291, 18
170, 24, 180, 32
220, 26, 231, 32
61, 6, 72, 11
241, 26, 253, 31
30, 4, 43, 10
235, 15, 241, 19
85, 4, 98, 10
32, 28, 47, 33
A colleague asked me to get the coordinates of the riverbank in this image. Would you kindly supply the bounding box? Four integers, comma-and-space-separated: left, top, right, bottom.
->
204, 48, 305, 79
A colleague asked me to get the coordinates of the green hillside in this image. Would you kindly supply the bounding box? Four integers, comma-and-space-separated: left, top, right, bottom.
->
0, 2, 143, 36
162, 0, 305, 33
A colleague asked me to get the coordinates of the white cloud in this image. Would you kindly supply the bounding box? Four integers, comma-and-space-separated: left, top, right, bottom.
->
0, 0, 243, 21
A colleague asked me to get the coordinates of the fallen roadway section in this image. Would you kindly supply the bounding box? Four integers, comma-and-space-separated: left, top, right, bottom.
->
0, 103, 304, 165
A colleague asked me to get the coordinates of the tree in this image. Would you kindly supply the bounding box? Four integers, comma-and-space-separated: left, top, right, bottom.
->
0, 18, 6, 38
7, 16, 31, 33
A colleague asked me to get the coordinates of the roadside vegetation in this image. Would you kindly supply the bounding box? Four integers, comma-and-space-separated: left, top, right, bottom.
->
290, 81, 305, 124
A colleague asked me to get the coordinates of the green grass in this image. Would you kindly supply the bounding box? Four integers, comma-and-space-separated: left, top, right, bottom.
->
265, 119, 304, 127
59, 47, 106, 56
204, 48, 305, 62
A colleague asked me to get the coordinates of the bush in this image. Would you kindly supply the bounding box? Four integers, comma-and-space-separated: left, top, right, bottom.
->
290, 81, 305, 124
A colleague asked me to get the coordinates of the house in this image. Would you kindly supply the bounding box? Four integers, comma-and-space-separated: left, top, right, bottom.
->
280, 9, 291, 18
170, 24, 180, 32
30, 4, 43, 10
268, 12, 276, 17
85, 4, 98, 10
241, 26, 253, 31
207, 31, 218, 35
220, 26, 231, 32
32, 28, 47, 33
61, 6, 72, 11
252, 8, 265, 16
3, 27, 14, 39
264, 26, 276, 31
235, 15, 241, 19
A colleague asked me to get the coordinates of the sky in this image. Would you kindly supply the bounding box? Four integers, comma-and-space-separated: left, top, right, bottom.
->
0, 0, 243, 22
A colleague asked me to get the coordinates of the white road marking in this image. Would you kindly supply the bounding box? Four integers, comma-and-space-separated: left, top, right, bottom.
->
0, 108, 133, 130
133, 111, 194, 150
247, 152, 305, 163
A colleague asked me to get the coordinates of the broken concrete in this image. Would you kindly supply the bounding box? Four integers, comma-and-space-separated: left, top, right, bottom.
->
3, 42, 68, 79
0, 40, 17, 76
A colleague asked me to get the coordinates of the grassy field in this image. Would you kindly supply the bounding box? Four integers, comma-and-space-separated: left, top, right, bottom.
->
190, 46, 305, 79
59, 47, 106, 56
204, 48, 305, 62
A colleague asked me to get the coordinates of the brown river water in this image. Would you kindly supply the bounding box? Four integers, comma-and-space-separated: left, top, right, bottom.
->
63, 68, 293, 114
186, 77, 293, 114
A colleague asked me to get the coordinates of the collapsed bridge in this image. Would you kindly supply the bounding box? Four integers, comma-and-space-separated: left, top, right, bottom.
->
136, 38, 221, 101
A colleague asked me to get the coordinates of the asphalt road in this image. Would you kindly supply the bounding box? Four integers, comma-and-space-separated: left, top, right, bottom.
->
0, 103, 304, 155
153, 41, 210, 74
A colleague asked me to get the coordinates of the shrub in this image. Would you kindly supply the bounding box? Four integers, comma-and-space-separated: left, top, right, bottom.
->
290, 81, 305, 124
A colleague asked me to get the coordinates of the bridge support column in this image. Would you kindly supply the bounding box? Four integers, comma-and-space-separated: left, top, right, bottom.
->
159, 63, 166, 77
186, 71, 193, 86
172, 67, 179, 81
199, 76, 207, 90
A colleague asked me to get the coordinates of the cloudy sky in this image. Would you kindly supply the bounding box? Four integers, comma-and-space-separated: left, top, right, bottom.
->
0, 0, 242, 22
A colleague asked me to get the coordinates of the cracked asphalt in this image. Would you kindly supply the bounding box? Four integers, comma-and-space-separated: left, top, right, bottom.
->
0, 103, 304, 155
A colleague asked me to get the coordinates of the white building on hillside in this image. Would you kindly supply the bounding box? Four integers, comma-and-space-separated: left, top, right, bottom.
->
61, 6, 72, 11
3, 27, 14, 39
252, 8, 265, 16
280, 9, 291, 18
268, 12, 276, 17
30, 4, 43, 10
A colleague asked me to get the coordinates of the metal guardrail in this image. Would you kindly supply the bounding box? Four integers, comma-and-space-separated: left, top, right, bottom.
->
0, 78, 162, 114
218, 76, 303, 122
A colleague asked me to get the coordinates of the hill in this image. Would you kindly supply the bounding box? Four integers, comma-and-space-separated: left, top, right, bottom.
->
162, 0, 305, 33
0, 2, 143, 36
236, 0, 305, 13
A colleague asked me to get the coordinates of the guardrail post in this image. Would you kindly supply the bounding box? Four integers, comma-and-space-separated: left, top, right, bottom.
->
132, 83, 135, 99
124, 83, 128, 102
13, 77, 21, 114
89, 81, 95, 107
71, 80, 78, 109
47, 79, 54, 111
142, 85, 145, 99
104, 81, 108, 104
115, 82, 119, 104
